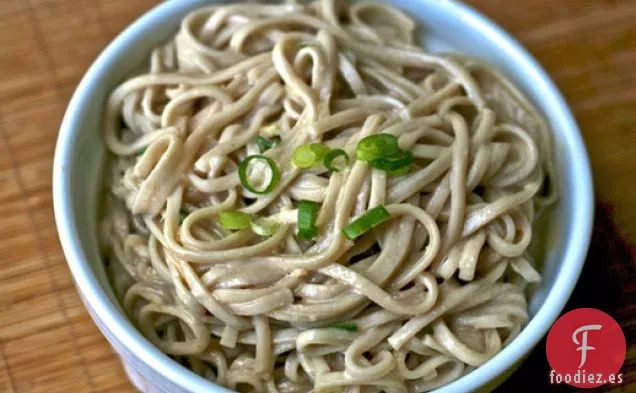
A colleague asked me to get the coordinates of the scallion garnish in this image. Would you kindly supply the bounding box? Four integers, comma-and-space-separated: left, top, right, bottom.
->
324, 149, 350, 172
327, 322, 358, 332
292, 143, 330, 168
387, 165, 411, 177
370, 150, 413, 172
250, 217, 280, 236
297, 200, 319, 240
238, 155, 280, 194
356, 134, 400, 161
179, 209, 189, 223
256, 136, 278, 153
343, 205, 392, 240
219, 211, 251, 230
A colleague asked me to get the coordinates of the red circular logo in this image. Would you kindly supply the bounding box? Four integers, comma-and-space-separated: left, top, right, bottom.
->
546, 308, 625, 388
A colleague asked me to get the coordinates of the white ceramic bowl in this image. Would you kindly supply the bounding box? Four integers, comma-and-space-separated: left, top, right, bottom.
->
53, 1, 594, 392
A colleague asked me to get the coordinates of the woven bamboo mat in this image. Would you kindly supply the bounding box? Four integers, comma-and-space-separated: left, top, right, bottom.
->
0, 1, 634, 392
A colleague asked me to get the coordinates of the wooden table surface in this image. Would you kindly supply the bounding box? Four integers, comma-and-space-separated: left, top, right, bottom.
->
0, 1, 634, 392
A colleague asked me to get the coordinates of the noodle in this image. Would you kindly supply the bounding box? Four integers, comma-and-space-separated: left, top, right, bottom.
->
99, 1, 557, 392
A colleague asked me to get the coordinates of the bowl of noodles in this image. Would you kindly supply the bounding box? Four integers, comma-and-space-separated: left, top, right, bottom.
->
53, 0, 593, 392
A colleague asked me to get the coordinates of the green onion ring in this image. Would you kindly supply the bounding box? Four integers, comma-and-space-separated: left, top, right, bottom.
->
297, 200, 319, 240
256, 136, 278, 153
324, 149, 350, 172
326, 322, 358, 332
238, 155, 280, 194
292, 143, 331, 168
343, 205, 392, 240
370, 150, 413, 172
356, 133, 400, 161
219, 211, 251, 230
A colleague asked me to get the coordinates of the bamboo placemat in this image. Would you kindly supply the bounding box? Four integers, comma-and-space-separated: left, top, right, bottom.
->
0, 1, 634, 392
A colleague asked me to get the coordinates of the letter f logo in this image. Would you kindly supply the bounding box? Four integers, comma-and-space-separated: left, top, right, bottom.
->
572, 325, 602, 368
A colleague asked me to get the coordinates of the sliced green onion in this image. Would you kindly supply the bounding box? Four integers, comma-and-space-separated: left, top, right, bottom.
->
327, 322, 358, 332
256, 136, 278, 153
324, 149, 350, 172
370, 150, 413, 172
356, 134, 400, 161
387, 165, 411, 176
292, 143, 331, 168
343, 206, 392, 240
298, 227, 317, 240
219, 211, 251, 230
179, 209, 189, 223
250, 217, 280, 236
297, 200, 319, 240
239, 155, 280, 194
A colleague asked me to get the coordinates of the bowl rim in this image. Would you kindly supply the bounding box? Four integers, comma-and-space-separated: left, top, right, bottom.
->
53, 0, 594, 392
